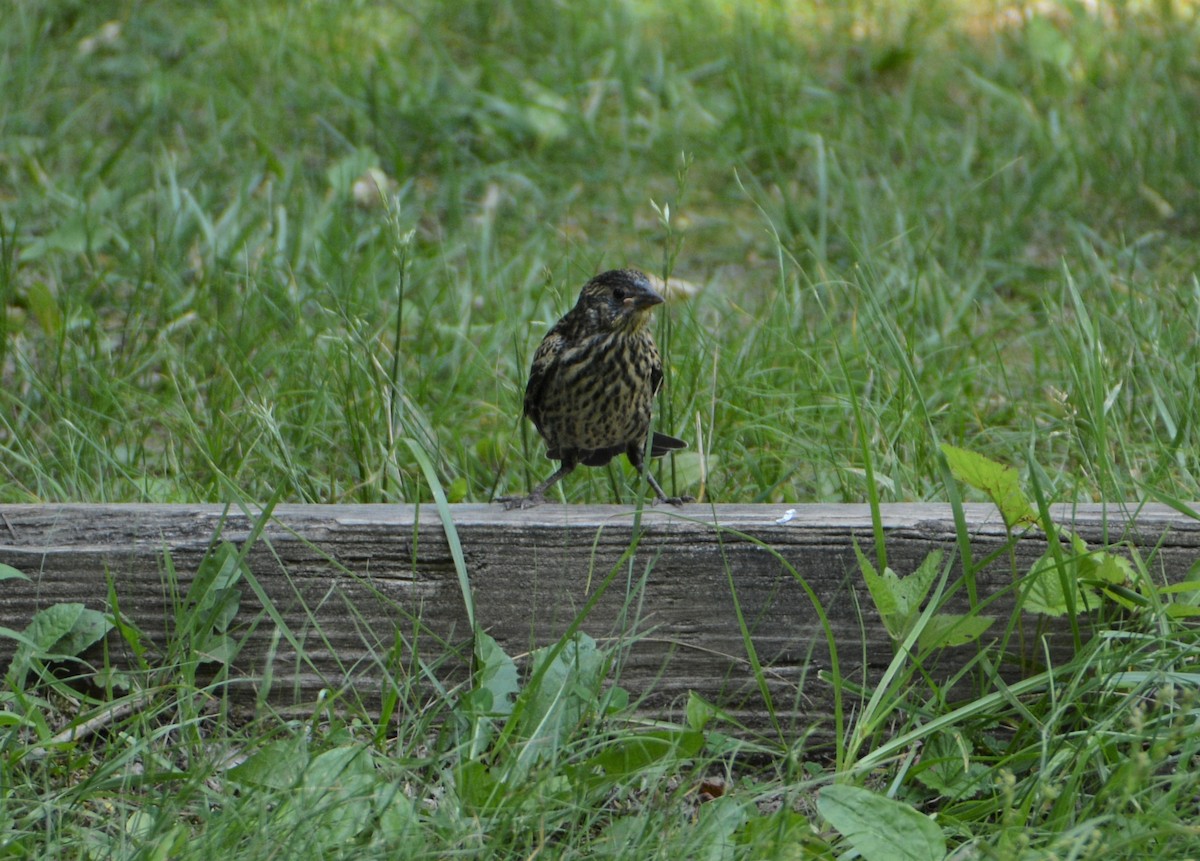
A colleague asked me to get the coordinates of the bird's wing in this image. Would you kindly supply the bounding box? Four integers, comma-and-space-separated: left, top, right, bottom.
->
649, 340, 664, 397
523, 329, 564, 422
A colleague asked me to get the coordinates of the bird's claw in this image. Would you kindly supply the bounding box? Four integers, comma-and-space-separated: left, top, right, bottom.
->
655, 495, 694, 507
499, 493, 546, 511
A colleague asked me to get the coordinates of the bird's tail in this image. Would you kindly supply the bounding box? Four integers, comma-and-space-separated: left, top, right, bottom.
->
649, 431, 687, 457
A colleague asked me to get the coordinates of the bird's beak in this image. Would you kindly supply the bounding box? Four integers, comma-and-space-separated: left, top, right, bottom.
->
624, 286, 665, 311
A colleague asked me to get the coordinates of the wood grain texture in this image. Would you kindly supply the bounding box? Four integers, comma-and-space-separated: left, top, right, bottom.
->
2, 503, 1197, 736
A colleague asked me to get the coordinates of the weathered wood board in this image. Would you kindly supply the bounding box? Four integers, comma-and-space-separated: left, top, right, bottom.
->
2, 503, 1197, 737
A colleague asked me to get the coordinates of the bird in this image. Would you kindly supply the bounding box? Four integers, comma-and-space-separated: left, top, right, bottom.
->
502, 268, 689, 509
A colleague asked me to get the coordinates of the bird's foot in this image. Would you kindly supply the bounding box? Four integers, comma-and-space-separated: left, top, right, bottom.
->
654, 495, 695, 507
499, 493, 546, 510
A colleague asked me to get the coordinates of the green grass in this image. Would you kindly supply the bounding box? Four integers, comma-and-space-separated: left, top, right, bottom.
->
4, 0, 1198, 506
4, 0, 1200, 857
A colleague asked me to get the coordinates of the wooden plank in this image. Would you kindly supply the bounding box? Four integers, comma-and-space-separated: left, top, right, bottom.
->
2, 503, 1197, 736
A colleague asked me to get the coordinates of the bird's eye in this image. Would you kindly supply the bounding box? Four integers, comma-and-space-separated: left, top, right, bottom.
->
612, 287, 627, 301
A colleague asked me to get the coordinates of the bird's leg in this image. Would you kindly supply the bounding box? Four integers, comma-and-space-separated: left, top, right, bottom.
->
644, 471, 680, 506
500, 460, 577, 510
628, 444, 692, 507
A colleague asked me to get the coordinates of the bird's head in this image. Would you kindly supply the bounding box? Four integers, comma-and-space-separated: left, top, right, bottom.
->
575, 269, 664, 333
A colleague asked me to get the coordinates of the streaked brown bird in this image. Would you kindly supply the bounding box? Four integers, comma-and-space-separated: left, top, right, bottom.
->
503, 268, 689, 509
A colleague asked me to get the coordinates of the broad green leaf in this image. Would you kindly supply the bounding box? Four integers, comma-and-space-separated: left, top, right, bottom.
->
208, 587, 241, 633
603, 685, 630, 715
586, 728, 705, 777
473, 631, 519, 718
459, 687, 498, 761
196, 631, 239, 665
6, 602, 115, 683
941, 444, 1036, 530
819, 784, 946, 861
455, 759, 502, 812
890, 550, 943, 618
377, 791, 421, 843
691, 795, 751, 861
593, 817, 650, 858
124, 810, 156, 841
513, 632, 605, 761
737, 809, 819, 859
1088, 551, 1134, 585
1022, 554, 1097, 617
188, 542, 244, 617
227, 735, 309, 789
134, 823, 188, 861
918, 612, 994, 649
686, 691, 718, 732
286, 747, 376, 841
855, 539, 897, 619
182, 544, 245, 663
0, 563, 29, 583
50, 607, 114, 657
858, 544, 944, 641
913, 733, 990, 799
1022, 555, 1071, 616
21, 603, 86, 652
